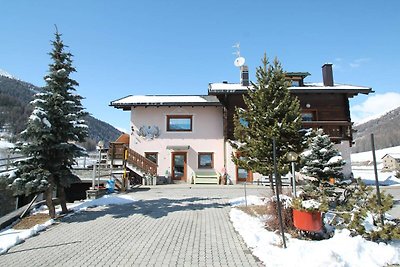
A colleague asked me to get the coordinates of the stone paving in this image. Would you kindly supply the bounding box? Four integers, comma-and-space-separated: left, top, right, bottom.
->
0, 184, 269, 267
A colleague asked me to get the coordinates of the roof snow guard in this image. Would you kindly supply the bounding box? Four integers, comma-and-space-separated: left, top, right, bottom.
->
110, 95, 222, 110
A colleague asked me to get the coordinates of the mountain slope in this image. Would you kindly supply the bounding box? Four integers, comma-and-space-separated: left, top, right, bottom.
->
352, 106, 400, 153
0, 74, 121, 150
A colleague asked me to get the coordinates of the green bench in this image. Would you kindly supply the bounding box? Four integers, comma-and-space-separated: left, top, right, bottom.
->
193, 171, 220, 184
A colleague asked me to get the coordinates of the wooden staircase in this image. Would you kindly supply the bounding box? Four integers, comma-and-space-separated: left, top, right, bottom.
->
108, 143, 158, 177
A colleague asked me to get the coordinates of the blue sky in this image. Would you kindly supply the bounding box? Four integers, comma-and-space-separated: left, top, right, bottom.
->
1, 0, 399, 131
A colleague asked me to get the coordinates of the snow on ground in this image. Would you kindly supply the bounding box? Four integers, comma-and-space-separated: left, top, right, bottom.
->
352, 169, 400, 186
0, 140, 14, 159
230, 196, 400, 267
0, 140, 14, 150
351, 145, 400, 163
229, 195, 268, 207
352, 146, 400, 186
0, 194, 136, 255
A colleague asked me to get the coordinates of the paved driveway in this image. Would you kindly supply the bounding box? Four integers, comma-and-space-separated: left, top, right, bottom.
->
0, 185, 268, 267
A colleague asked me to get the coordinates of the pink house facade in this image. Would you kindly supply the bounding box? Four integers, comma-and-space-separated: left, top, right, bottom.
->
110, 95, 228, 183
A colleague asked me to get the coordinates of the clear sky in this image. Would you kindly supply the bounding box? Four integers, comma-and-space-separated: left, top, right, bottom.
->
1, 0, 399, 131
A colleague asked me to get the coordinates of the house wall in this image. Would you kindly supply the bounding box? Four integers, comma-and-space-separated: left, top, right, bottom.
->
130, 106, 225, 182
334, 141, 352, 178
382, 155, 399, 171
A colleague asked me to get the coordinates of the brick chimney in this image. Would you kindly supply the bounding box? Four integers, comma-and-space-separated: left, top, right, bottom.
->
240, 65, 249, 86
322, 63, 334, 87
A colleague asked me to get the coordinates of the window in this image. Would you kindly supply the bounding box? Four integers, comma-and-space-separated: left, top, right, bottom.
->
198, 153, 213, 169
301, 113, 314, 121
145, 152, 158, 164
302, 110, 317, 122
291, 80, 300, 87
167, 115, 192, 132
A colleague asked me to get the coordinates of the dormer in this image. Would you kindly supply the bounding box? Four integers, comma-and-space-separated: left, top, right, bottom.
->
285, 72, 311, 87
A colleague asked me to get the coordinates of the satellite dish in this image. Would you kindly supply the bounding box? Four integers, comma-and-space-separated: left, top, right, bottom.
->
234, 57, 245, 67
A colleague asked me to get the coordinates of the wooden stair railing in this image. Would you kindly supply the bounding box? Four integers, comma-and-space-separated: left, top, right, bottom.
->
126, 148, 157, 176
108, 142, 158, 176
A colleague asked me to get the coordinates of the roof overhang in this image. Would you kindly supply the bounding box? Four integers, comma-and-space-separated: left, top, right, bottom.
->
289, 85, 373, 98
110, 95, 222, 110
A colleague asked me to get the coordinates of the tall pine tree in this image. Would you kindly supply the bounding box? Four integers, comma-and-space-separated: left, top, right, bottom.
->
300, 128, 345, 182
232, 54, 303, 191
8, 28, 88, 218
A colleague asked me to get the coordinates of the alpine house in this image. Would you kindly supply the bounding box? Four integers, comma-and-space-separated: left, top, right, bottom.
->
110, 63, 372, 184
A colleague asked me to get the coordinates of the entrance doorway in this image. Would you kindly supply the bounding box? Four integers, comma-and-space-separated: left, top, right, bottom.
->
235, 154, 253, 183
171, 152, 187, 181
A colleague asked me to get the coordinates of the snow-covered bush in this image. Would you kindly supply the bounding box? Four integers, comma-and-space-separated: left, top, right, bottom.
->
300, 128, 346, 183
291, 183, 329, 213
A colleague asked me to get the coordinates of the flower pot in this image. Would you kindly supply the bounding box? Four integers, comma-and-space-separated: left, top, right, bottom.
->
292, 209, 322, 232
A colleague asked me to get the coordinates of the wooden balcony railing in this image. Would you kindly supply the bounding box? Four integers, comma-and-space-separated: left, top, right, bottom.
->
302, 121, 352, 141
108, 142, 158, 176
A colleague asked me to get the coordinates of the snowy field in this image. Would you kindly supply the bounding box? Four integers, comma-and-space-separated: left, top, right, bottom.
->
351, 145, 400, 163
352, 145, 400, 186
230, 196, 400, 267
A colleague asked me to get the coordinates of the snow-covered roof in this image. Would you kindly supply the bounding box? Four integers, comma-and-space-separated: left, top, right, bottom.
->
208, 82, 372, 96
110, 95, 222, 109
208, 82, 250, 93
294, 82, 372, 91
382, 153, 400, 160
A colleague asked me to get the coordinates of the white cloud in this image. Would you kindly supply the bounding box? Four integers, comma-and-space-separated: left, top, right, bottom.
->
333, 57, 371, 71
349, 58, 370, 69
351, 92, 400, 124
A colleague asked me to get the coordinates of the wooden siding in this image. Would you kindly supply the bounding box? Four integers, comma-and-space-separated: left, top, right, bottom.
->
296, 93, 350, 121
217, 91, 353, 143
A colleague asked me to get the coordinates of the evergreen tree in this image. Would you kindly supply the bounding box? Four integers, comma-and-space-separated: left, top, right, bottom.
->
232, 54, 303, 191
7, 29, 88, 218
300, 128, 345, 182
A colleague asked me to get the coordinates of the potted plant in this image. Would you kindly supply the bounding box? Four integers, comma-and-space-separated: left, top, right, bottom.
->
291, 184, 328, 232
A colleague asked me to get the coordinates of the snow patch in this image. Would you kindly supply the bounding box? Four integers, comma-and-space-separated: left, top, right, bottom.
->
230, 197, 400, 267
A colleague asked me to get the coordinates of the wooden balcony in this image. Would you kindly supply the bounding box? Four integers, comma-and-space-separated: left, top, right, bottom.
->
301, 121, 352, 142
108, 142, 158, 176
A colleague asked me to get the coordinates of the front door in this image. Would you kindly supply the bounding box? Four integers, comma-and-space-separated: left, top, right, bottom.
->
236, 154, 253, 183
236, 167, 253, 183
171, 152, 187, 181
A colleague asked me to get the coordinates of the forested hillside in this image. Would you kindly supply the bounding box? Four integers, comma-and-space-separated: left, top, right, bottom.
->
0, 75, 121, 151
352, 106, 400, 153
